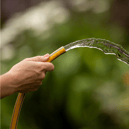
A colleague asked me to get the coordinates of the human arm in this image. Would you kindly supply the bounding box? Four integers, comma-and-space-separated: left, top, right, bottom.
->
0, 54, 54, 99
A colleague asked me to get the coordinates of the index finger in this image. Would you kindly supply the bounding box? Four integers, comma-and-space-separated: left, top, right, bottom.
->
41, 62, 55, 72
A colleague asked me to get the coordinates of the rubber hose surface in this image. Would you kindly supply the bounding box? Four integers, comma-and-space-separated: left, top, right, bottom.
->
10, 47, 66, 129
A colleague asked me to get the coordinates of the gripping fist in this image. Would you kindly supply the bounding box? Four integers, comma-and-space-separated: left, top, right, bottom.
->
0, 54, 54, 98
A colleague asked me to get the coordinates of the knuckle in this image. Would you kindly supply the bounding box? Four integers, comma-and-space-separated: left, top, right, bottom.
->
41, 73, 45, 79
36, 56, 40, 59
36, 56, 42, 60
51, 64, 54, 70
41, 65, 45, 70
35, 70, 41, 76
37, 63, 44, 70
37, 65, 43, 72
24, 58, 28, 61
40, 82, 42, 85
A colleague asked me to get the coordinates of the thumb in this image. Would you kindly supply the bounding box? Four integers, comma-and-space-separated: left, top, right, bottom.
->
27, 54, 50, 62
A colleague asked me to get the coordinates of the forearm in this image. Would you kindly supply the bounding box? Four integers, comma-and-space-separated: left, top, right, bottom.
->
0, 72, 16, 99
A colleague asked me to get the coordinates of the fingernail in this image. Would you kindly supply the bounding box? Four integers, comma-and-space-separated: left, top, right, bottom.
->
44, 53, 49, 57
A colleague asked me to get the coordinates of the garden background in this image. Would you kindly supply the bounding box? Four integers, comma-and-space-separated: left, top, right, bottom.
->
1, 0, 129, 129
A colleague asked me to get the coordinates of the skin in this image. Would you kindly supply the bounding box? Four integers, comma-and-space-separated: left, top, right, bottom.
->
0, 54, 54, 99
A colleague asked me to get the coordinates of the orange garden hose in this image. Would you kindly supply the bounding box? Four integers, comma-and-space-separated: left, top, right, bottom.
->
10, 47, 66, 129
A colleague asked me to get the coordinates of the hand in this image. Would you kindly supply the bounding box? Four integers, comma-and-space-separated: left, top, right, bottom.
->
0, 54, 54, 98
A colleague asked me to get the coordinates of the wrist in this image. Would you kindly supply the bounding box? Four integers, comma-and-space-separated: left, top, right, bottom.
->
6, 71, 18, 93
0, 72, 17, 98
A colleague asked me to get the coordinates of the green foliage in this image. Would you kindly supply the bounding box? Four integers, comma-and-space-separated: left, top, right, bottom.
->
1, 2, 129, 129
